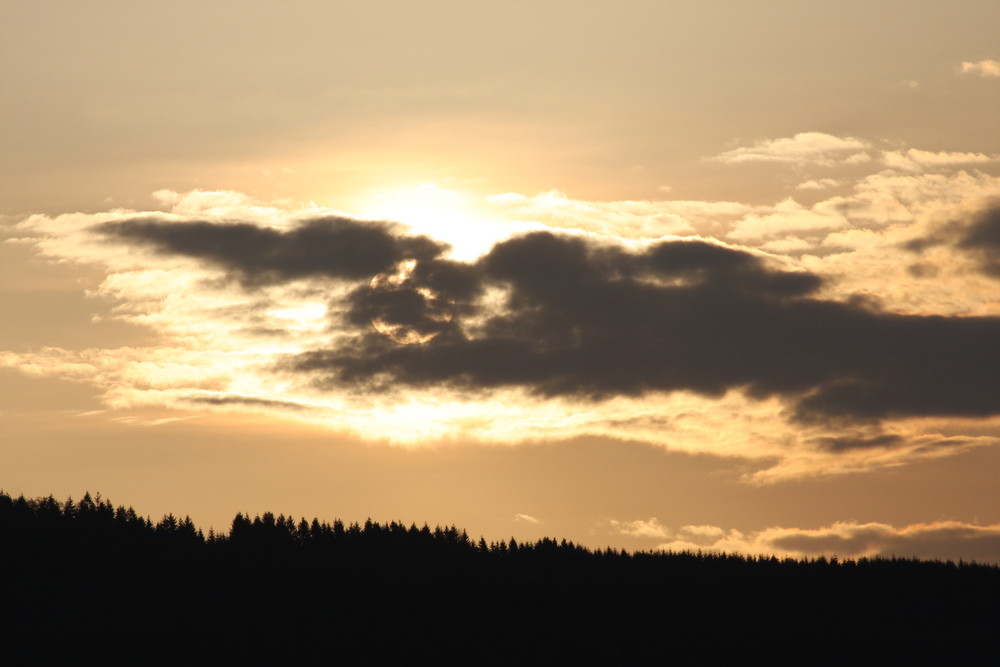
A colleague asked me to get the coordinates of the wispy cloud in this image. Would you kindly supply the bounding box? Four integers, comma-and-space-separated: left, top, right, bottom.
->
795, 178, 842, 191
710, 132, 870, 166
881, 148, 1000, 173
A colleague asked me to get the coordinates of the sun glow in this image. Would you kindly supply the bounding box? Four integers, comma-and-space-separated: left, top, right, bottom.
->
267, 303, 328, 332
354, 183, 510, 260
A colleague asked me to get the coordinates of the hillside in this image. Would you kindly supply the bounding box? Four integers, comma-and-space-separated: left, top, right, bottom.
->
2, 491, 998, 663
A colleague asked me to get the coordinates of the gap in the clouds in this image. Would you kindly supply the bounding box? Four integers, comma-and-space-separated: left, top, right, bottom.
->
0, 239, 163, 351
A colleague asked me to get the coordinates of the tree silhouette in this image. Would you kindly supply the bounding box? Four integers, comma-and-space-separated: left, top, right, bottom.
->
2, 488, 1000, 663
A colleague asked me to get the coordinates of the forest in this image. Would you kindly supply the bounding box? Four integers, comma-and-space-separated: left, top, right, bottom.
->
2, 490, 998, 663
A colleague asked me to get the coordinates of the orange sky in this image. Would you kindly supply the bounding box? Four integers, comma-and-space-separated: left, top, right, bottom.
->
3, 1, 1000, 561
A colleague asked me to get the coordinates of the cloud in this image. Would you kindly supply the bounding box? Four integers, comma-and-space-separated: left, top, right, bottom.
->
810, 433, 904, 453
514, 513, 542, 524
957, 204, 1000, 277
277, 229, 1000, 429
8, 157, 1000, 480
649, 519, 1000, 564
611, 517, 670, 539
679, 524, 725, 538
102, 216, 448, 285
710, 132, 870, 166
795, 178, 841, 191
959, 59, 1000, 78
906, 203, 1000, 281
182, 394, 312, 412
766, 521, 1000, 563
110, 415, 197, 427
482, 189, 699, 238
881, 149, 999, 173
728, 197, 847, 240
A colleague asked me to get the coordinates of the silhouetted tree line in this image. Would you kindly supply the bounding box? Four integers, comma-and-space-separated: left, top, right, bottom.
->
2, 490, 999, 663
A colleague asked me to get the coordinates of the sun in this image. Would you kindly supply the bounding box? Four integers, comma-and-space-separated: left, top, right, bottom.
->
353, 182, 508, 261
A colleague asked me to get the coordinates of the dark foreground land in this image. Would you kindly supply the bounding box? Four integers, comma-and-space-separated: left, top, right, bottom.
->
2, 491, 999, 664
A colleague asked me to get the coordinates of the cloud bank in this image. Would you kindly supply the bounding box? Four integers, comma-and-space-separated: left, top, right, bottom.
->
7, 135, 1000, 480
624, 519, 1000, 565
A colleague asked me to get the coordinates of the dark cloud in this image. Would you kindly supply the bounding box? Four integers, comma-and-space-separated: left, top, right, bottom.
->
102, 216, 446, 284
341, 257, 483, 343
812, 434, 904, 453
901, 236, 945, 253
103, 217, 1000, 427
769, 523, 1000, 563
958, 205, 1000, 277
294, 231, 1000, 425
905, 203, 1000, 279
810, 432, 963, 455
770, 524, 890, 557
182, 395, 310, 411
906, 262, 938, 279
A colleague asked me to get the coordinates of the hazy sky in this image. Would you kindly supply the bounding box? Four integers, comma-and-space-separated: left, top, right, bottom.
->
4, 0, 1000, 562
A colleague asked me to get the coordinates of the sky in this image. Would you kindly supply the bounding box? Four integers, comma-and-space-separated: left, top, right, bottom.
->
3, 0, 1000, 562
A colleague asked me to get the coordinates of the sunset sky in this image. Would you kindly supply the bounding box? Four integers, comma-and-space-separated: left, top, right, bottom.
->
4, 0, 1000, 562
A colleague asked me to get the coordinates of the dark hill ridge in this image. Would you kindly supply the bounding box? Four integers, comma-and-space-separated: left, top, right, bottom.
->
2, 490, 999, 663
